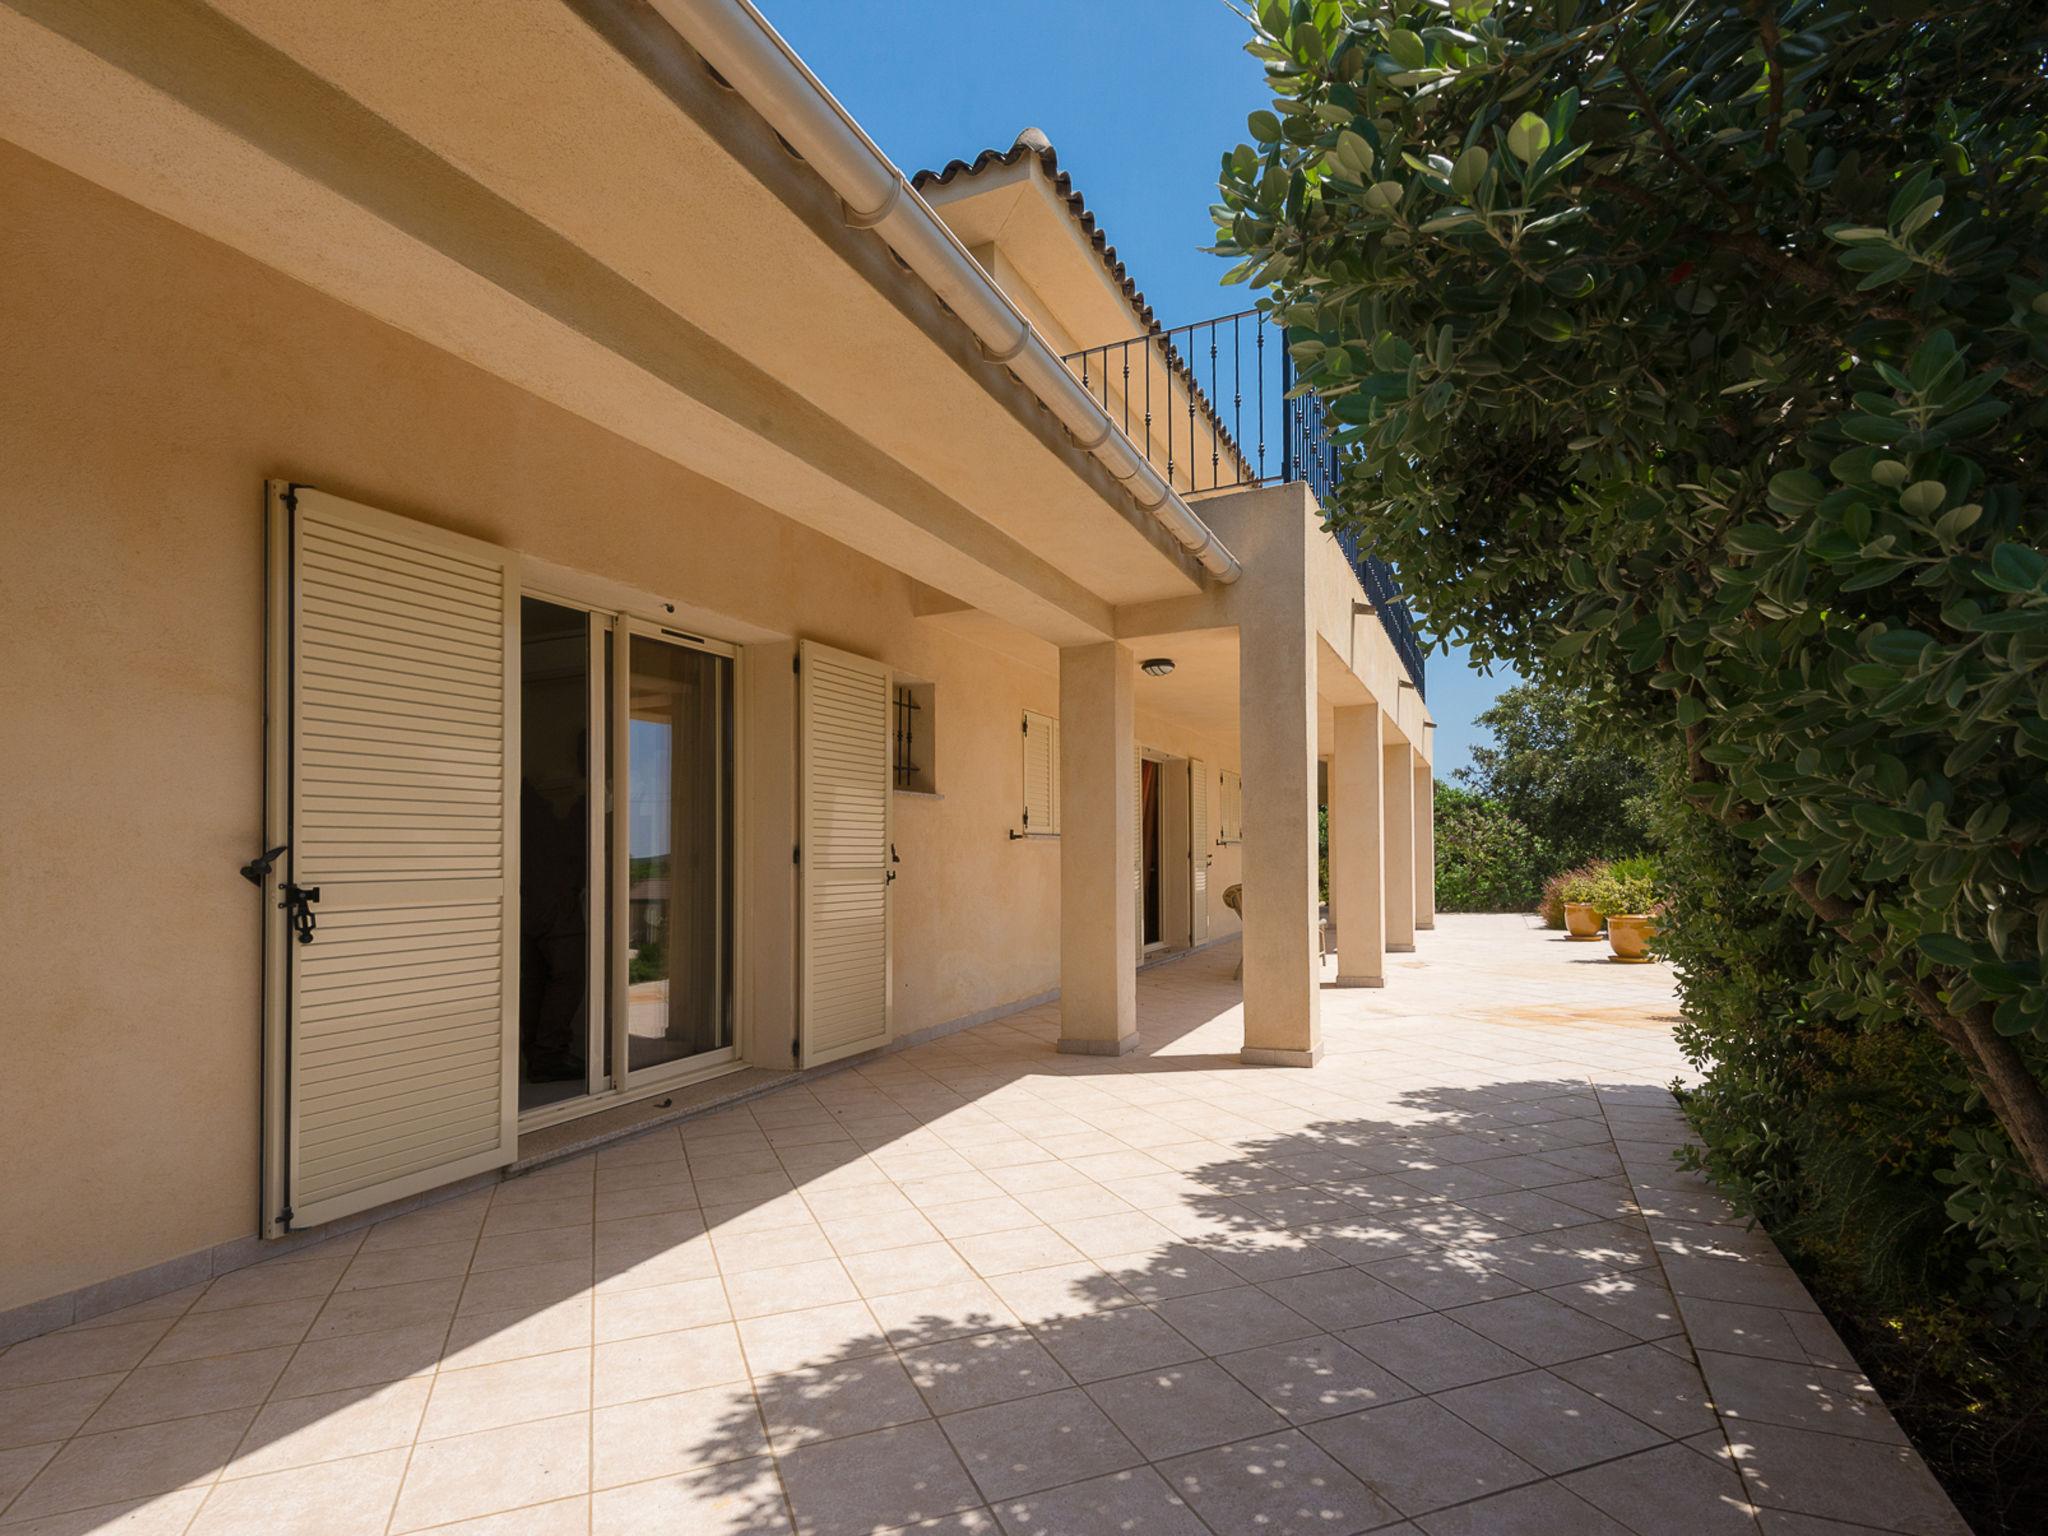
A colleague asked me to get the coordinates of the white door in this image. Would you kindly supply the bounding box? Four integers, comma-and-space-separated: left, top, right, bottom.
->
1189, 756, 1210, 943
798, 640, 892, 1066
262, 483, 518, 1236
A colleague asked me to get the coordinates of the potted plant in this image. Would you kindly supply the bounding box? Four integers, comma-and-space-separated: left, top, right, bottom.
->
1590, 857, 1661, 963
1552, 864, 1606, 940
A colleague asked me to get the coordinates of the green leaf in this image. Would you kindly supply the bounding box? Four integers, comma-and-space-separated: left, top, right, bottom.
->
1386, 28, 1427, 69
1249, 110, 1282, 144
1506, 111, 1551, 165
1899, 480, 1946, 516
1919, 933, 1979, 968
1450, 144, 1489, 197
1984, 543, 2048, 593
1363, 180, 1405, 214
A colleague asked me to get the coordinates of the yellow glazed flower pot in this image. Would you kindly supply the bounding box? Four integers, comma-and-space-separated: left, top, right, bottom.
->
1564, 902, 1603, 940
1606, 914, 1656, 963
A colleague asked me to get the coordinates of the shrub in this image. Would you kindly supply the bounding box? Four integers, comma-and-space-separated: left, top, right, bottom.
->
1538, 861, 1604, 928
1433, 781, 1549, 913
1588, 855, 1660, 920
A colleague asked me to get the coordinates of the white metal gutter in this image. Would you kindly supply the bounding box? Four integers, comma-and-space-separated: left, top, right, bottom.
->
648, 0, 1242, 584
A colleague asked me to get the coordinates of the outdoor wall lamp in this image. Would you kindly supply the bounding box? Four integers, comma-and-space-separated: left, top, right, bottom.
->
1140, 658, 1175, 677
1352, 599, 1376, 615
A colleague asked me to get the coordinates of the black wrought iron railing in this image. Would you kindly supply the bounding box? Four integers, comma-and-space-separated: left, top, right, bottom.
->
1061, 309, 1425, 699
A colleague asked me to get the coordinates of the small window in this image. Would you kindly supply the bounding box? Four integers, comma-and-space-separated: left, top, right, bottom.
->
1219, 769, 1243, 843
894, 680, 936, 794
1021, 710, 1059, 835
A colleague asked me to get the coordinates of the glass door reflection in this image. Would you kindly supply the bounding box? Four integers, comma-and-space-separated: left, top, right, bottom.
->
621, 630, 735, 1075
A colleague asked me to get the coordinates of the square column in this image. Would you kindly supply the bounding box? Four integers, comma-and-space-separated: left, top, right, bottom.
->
1236, 554, 1322, 1069
1383, 740, 1416, 952
1330, 704, 1385, 987
1058, 642, 1137, 1054
1414, 758, 1436, 931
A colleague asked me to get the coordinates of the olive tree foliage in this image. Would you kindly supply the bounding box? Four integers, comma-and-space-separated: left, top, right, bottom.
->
1213, 0, 2048, 1201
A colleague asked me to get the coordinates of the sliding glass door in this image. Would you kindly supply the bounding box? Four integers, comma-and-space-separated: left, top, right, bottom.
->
516, 603, 738, 1122
618, 627, 735, 1079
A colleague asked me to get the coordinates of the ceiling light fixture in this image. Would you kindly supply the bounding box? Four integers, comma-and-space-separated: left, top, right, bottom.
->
1140, 657, 1175, 678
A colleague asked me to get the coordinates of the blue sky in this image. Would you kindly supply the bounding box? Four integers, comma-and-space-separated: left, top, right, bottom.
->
764, 0, 1516, 779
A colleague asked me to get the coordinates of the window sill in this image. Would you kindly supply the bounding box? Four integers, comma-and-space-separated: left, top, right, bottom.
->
893, 788, 944, 800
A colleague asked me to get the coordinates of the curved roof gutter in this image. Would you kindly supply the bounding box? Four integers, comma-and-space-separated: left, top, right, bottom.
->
648, 0, 1241, 585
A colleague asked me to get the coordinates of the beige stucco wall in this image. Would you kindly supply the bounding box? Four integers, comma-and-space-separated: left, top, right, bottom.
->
0, 145, 1243, 1311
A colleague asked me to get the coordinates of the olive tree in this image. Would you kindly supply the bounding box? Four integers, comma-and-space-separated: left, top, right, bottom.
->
1214, 0, 2048, 1204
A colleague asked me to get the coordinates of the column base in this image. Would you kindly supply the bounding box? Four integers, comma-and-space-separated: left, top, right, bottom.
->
1240, 1045, 1321, 1067
1416, 920, 1435, 930
1387, 943, 1416, 953
1056, 1033, 1140, 1057
1332, 974, 1385, 989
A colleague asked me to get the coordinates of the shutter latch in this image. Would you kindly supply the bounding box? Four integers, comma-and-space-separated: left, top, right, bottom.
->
240, 844, 288, 886
281, 884, 321, 945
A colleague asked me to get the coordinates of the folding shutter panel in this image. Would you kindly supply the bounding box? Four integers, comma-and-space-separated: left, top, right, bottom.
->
1021, 710, 1055, 835
1133, 747, 1144, 956
1049, 718, 1062, 835
799, 640, 892, 1065
1189, 757, 1209, 943
262, 483, 518, 1237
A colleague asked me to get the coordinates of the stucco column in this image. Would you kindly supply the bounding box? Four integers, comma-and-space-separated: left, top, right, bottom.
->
1330, 704, 1385, 987
1383, 740, 1416, 952
1237, 551, 1322, 1068
1058, 641, 1137, 1054
1414, 758, 1436, 931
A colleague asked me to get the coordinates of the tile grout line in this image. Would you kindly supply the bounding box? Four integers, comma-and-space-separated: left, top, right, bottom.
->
1587, 1071, 1767, 1535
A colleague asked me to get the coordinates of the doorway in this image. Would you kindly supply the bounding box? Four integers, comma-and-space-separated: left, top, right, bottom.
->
516, 599, 740, 1122
1140, 756, 1197, 954
1141, 758, 1162, 948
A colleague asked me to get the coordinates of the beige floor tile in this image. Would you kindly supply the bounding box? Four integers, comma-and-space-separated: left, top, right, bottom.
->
356, 1195, 490, 1254
1213, 1333, 1413, 1424
389, 1411, 591, 1532
82, 1348, 292, 1433
1151, 1286, 1316, 1356
938, 1386, 1142, 1502
993, 1465, 1209, 1536
421, 1348, 591, 1440
0, 1375, 124, 1453
187, 1446, 406, 1535
757, 1351, 929, 1450
901, 1330, 1071, 1417
711, 1224, 836, 1276
591, 1382, 766, 1489
1561, 1439, 1762, 1535
271, 1321, 446, 1399
456, 1259, 593, 1318
722, 1258, 859, 1320
0, 1487, 208, 1535
6, 1407, 254, 1521
591, 1455, 791, 1535
983, 1262, 1135, 1327
0, 1441, 59, 1508
777, 1420, 980, 1536
1413, 1479, 1633, 1535
189, 1258, 347, 1316
471, 1226, 591, 1276
1305, 1397, 1543, 1516
1435, 1368, 1666, 1474
1729, 1421, 1968, 1534
417, 1494, 590, 1535
594, 1322, 747, 1407
335, 1240, 476, 1293
864, 1281, 1021, 1353
735, 1301, 888, 1377
442, 1297, 593, 1371
226, 1377, 430, 1478
1085, 1357, 1284, 1460
0, 1323, 171, 1391
1029, 1306, 1201, 1387
593, 1276, 731, 1344
307, 1277, 463, 1342
1161, 1428, 1400, 1536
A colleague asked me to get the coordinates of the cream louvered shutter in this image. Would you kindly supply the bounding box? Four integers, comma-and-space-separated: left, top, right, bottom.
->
262, 483, 517, 1237
1022, 711, 1057, 835
799, 641, 893, 1066
1189, 757, 1209, 943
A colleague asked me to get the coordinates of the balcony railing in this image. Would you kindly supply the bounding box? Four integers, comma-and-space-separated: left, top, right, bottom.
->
1062, 309, 1425, 699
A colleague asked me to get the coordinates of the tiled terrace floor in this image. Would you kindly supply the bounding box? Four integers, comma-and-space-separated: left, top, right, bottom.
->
0, 916, 1968, 1535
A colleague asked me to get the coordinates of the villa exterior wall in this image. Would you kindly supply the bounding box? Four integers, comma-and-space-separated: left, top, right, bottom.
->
0, 144, 1242, 1313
